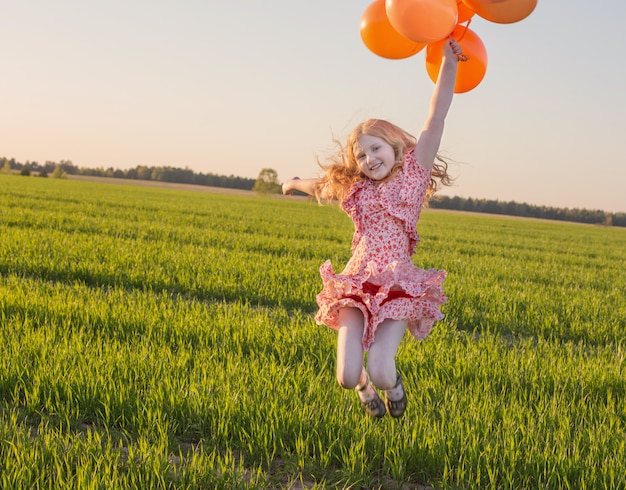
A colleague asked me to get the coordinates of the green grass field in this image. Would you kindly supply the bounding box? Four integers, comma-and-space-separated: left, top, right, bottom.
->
1, 174, 625, 489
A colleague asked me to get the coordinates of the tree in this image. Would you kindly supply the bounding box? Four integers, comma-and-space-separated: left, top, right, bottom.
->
253, 168, 281, 195
51, 166, 67, 179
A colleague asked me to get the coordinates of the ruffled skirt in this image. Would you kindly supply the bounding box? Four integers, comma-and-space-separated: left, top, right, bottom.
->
315, 260, 447, 350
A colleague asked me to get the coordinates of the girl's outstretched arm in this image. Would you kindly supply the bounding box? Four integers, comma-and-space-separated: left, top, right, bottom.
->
414, 38, 464, 170
282, 177, 320, 196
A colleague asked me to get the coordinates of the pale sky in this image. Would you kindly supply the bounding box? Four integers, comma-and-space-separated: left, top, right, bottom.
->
2, 1, 625, 213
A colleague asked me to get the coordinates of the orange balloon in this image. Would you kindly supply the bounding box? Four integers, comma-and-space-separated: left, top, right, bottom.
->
460, 0, 537, 24
425, 25, 487, 93
360, 0, 426, 59
456, 0, 475, 23
385, 0, 458, 44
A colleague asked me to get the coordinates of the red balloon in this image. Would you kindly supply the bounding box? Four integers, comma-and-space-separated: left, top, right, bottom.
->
425, 25, 487, 93
460, 0, 537, 24
360, 0, 426, 59
385, 0, 458, 44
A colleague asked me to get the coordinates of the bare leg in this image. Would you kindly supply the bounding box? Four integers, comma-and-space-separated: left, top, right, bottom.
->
335, 307, 365, 389
366, 319, 407, 390
335, 308, 386, 418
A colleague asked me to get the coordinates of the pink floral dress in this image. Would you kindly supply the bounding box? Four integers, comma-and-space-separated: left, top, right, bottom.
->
315, 149, 447, 350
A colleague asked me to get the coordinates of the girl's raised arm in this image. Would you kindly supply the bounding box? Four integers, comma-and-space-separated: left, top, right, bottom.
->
414, 38, 464, 170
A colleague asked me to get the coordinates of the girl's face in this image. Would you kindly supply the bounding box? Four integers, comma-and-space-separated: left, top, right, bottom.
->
355, 134, 396, 182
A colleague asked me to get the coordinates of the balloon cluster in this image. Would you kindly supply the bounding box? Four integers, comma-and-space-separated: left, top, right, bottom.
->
360, 0, 537, 93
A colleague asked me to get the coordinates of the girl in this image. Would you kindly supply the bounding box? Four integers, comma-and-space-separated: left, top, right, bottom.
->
283, 38, 464, 418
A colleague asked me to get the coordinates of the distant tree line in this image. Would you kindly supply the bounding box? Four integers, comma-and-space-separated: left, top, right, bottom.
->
3, 156, 624, 227
430, 195, 626, 227
1, 157, 255, 191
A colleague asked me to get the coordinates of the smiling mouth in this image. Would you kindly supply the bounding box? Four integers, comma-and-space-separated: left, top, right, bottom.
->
370, 162, 382, 171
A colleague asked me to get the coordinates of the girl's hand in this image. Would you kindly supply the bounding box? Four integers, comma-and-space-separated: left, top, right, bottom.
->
444, 38, 468, 62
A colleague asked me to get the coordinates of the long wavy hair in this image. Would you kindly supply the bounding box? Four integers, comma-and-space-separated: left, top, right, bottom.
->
314, 118, 453, 205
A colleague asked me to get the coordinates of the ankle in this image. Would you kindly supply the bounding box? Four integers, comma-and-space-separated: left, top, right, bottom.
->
384, 374, 405, 401
355, 371, 378, 403
383, 373, 407, 418
355, 369, 369, 390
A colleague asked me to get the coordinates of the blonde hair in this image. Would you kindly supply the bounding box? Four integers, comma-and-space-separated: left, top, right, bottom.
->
314, 119, 452, 205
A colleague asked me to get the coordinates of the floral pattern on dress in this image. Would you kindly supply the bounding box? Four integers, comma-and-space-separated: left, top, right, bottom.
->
314, 149, 447, 350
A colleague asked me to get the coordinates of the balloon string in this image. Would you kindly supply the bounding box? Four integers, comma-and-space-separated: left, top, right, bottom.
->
457, 18, 472, 42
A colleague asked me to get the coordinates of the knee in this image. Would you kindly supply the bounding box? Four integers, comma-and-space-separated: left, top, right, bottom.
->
366, 359, 397, 390
336, 368, 361, 390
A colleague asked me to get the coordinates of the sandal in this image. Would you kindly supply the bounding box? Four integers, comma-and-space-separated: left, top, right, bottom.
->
384, 373, 407, 418
361, 391, 386, 418
356, 377, 386, 418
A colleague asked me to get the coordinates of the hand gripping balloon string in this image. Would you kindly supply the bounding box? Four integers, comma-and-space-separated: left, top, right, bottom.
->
451, 19, 471, 62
